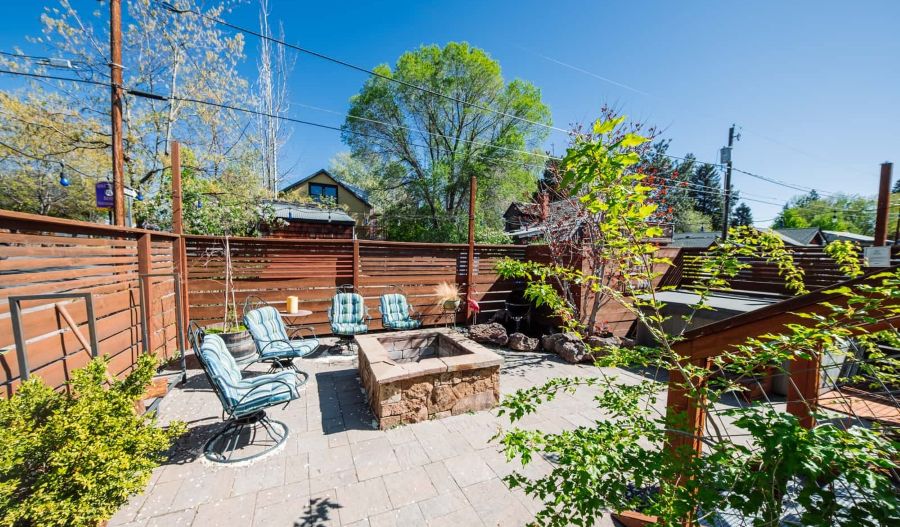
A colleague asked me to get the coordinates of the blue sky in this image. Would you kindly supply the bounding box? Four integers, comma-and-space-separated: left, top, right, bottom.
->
1, 0, 898, 226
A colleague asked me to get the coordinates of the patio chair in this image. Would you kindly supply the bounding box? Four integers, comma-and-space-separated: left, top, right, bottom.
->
242, 295, 319, 377
187, 322, 301, 463
328, 285, 370, 352
379, 293, 422, 330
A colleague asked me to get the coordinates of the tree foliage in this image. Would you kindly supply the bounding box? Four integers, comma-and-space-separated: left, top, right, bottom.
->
1, 0, 274, 229
773, 191, 874, 234
494, 115, 900, 526
0, 90, 106, 219
732, 201, 753, 227
341, 42, 550, 242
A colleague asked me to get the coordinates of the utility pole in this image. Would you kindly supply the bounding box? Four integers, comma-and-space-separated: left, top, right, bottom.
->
720, 124, 738, 240
109, 0, 126, 226
465, 174, 477, 323
874, 162, 893, 246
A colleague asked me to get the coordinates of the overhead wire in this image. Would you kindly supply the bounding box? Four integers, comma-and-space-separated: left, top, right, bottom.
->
153, 1, 851, 200
0, 68, 866, 213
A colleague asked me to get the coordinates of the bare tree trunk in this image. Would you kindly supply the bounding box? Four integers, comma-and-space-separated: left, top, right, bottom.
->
257, 0, 293, 198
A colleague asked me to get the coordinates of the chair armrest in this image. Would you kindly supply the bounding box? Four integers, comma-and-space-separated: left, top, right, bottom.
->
258, 338, 294, 354
288, 326, 317, 340
233, 377, 298, 408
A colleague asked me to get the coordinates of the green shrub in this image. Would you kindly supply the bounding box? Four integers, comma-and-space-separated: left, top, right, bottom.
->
0, 354, 185, 527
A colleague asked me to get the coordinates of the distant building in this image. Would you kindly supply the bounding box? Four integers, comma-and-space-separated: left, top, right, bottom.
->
279, 169, 373, 227
821, 230, 880, 246
767, 227, 826, 246
263, 200, 356, 239
672, 226, 880, 248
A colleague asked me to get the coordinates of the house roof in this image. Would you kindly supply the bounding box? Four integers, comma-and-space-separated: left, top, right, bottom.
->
822, 230, 879, 244
504, 199, 583, 235
672, 231, 720, 248
673, 227, 824, 248
279, 169, 372, 207
771, 227, 822, 245
265, 200, 356, 225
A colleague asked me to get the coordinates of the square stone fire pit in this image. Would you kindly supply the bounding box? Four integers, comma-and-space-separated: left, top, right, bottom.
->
356, 328, 503, 429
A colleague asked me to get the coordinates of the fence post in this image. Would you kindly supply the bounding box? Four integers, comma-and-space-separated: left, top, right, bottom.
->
787, 352, 821, 429
170, 141, 190, 350
137, 233, 154, 354
664, 340, 708, 527
352, 238, 360, 291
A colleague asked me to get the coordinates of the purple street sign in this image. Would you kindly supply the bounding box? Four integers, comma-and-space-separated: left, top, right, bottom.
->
95, 181, 113, 209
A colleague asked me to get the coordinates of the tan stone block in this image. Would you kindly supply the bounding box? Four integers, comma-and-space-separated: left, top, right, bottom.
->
452, 381, 474, 400
379, 415, 402, 430
431, 385, 458, 413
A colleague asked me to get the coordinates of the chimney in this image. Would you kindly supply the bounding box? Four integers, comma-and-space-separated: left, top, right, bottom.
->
539, 192, 550, 221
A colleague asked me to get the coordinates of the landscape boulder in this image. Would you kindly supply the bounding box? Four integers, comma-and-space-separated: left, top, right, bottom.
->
542, 332, 590, 363
507, 332, 539, 352
586, 334, 622, 350
468, 323, 508, 346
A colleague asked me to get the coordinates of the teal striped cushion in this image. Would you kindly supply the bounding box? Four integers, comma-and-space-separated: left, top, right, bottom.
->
260, 338, 318, 359
330, 293, 365, 324
244, 305, 319, 359
380, 294, 421, 329
331, 322, 368, 335
200, 334, 298, 417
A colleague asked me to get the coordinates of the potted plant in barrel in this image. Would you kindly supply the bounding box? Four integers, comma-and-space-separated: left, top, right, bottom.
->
202, 236, 256, 364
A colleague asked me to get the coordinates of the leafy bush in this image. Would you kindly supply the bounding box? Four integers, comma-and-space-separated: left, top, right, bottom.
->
0, 355, 185, 527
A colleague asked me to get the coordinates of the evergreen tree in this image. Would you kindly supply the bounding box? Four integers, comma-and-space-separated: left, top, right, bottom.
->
732, 202, 754, 227
689, 163, 724, 228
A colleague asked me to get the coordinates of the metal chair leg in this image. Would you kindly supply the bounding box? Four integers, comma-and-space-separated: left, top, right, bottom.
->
203, 411, 290, 464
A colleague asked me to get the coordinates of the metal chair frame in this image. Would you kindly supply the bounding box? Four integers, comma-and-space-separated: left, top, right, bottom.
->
187, 322, 298, 463
241, 295, 317, 377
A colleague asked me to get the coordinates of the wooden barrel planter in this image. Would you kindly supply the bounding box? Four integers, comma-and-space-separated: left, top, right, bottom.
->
206, 324, 257, 365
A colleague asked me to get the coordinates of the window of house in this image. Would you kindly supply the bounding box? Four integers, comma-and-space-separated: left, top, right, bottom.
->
309, 182, 338, 203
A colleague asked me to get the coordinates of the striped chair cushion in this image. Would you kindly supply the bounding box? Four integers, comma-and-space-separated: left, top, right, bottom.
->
329, 293, 368, 335
244, 306, 319, 359
380, 294, 421, 329
385, 318, 420, 330
259, 338, 318, 359
331, 322, 368, 335
199, 334, 298, 417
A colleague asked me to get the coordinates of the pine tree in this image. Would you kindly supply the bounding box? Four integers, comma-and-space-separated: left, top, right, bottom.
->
732, 202, 754, 227
689, 163, 724, 228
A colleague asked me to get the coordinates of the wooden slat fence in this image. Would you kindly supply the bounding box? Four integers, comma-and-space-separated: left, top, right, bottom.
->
679, 245, 900, 295
185, 236, 528, 333
0, 211, 181, 396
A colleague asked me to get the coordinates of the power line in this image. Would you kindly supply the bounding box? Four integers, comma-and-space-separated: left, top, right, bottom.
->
153, 1, 568, 135
0, 68, 856, 206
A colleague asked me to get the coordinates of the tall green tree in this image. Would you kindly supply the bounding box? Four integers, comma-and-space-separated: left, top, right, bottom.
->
689, 163, 725, 229
773, 191, 874, 234
341, 42, 550, 242
732, 202, 753, 227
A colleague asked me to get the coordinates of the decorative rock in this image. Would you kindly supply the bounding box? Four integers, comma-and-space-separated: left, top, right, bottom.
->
557, 341, 590, 363
468, 323, 509, 346
508, 332, 539, 352
543, 332, 592, 363
586, 334, 622, 350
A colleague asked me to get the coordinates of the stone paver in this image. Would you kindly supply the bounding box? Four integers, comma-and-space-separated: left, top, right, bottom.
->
109, 345, 630, 527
